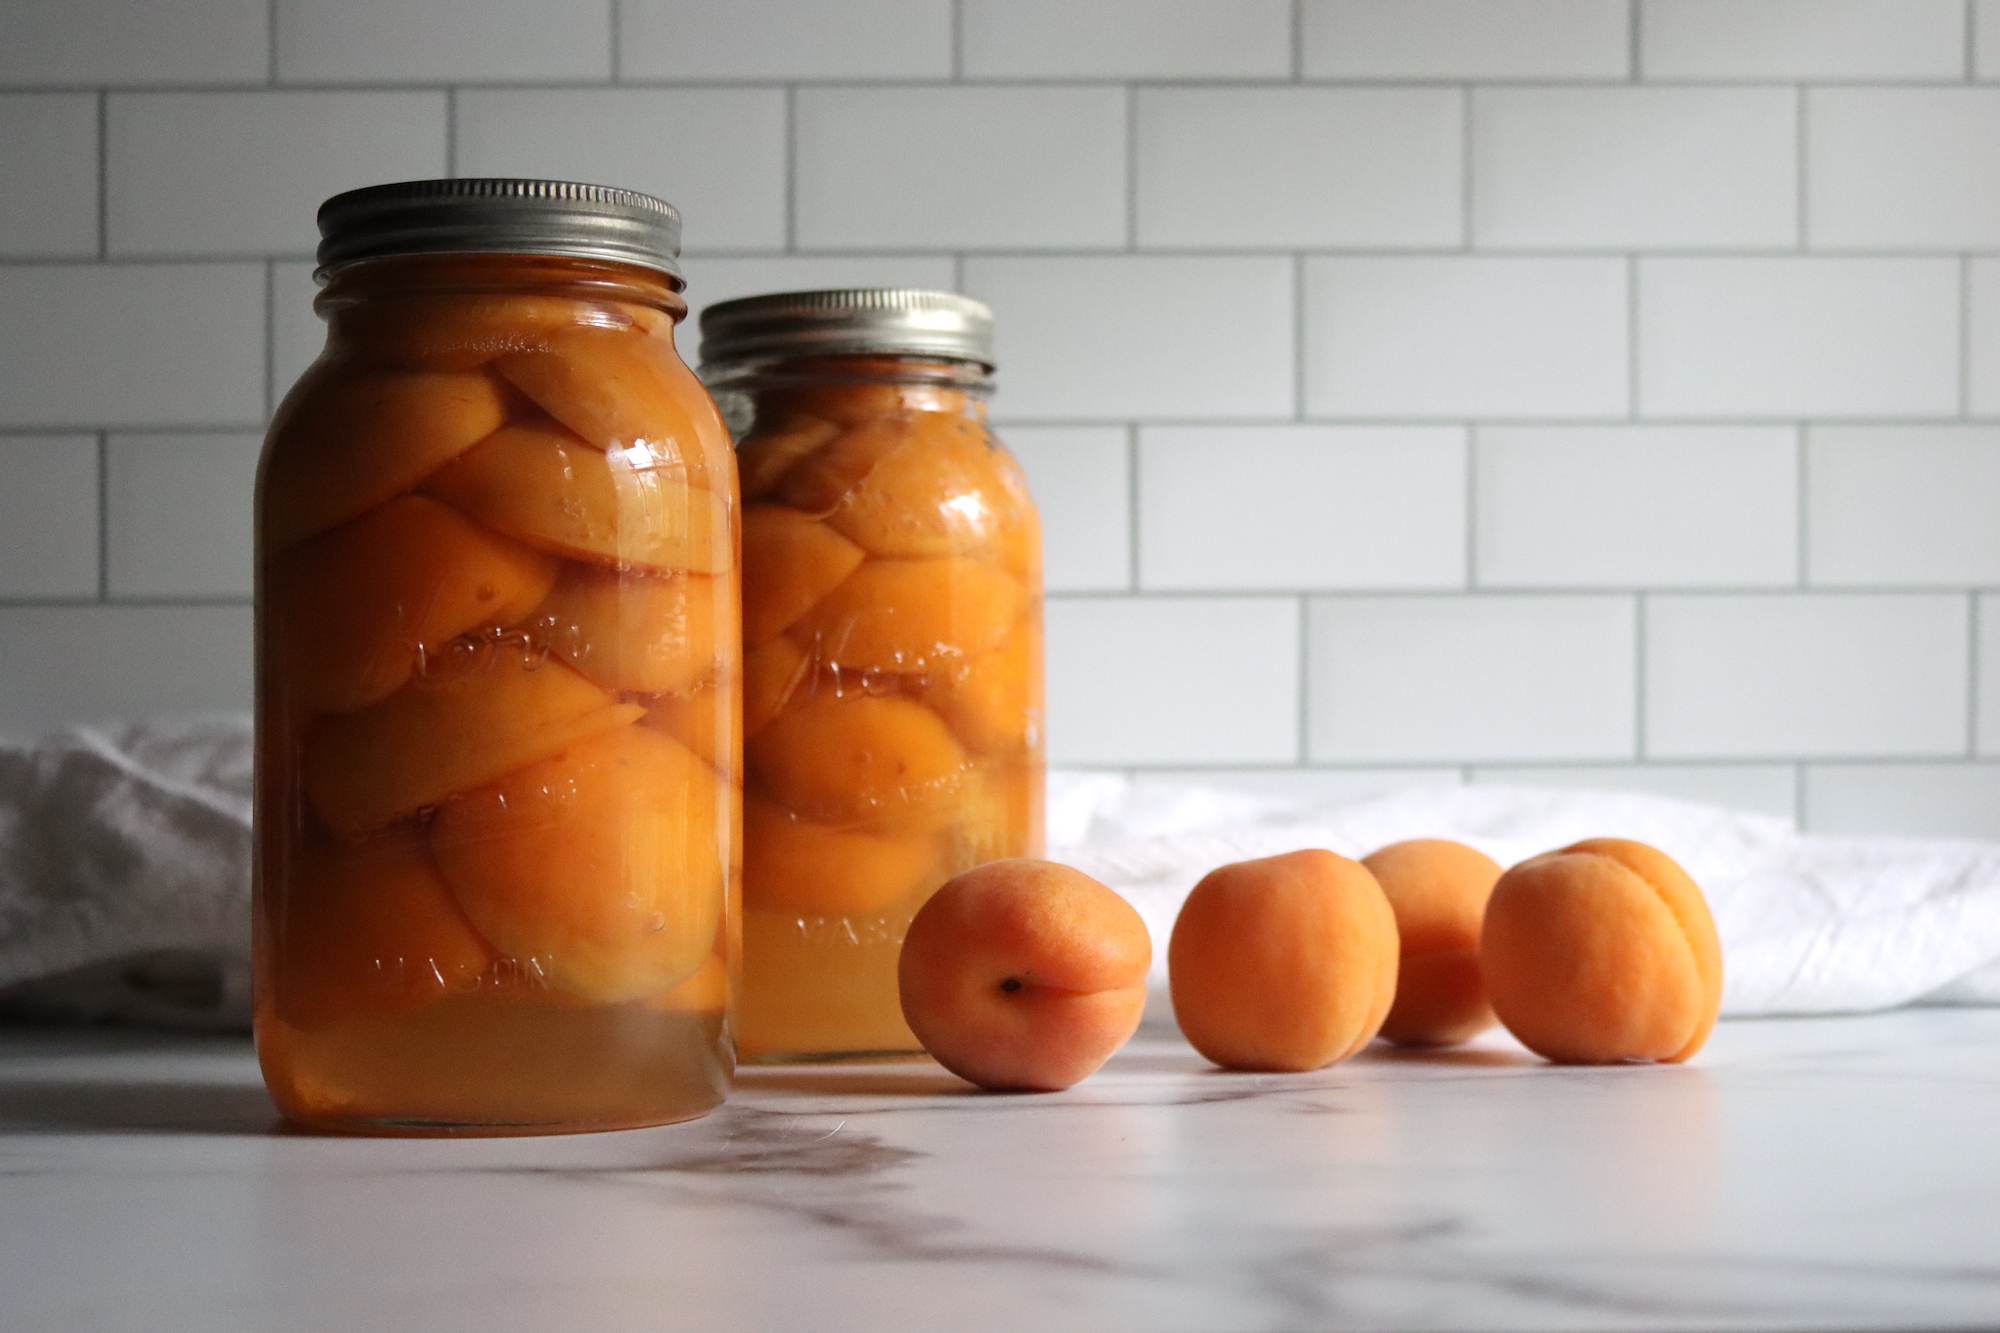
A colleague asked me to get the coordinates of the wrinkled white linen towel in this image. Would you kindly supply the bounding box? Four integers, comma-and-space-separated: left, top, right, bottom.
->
2, 720, 1997, 1031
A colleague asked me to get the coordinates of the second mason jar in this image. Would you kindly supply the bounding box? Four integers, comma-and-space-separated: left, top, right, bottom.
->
699, 290, 1045, 1061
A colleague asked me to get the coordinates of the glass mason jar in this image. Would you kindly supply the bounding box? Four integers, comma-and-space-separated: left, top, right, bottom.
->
254, 180, 741, 1135
698, 290, 1045, 1061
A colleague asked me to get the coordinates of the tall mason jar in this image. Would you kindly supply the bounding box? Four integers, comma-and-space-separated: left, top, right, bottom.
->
255, 180, 741, 1134
698, 290, 1045, 1061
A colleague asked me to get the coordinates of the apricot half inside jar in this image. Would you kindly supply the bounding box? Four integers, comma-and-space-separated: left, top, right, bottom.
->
253, 179, 739, 1136
699, 291, 1045, 1063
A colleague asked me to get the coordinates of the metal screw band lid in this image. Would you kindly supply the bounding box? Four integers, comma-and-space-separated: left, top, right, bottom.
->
698, 289, 994, 371
315, 178, 682, 282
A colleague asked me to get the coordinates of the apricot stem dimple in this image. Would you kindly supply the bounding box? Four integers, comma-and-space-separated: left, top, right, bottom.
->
999, 977, 1022, 993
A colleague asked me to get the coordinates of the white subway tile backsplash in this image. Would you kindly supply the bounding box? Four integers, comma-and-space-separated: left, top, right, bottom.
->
1802, 763, 2000, 838
1807, 427, 2000, 587
1810, 90, 2000, 250
0, 606, 252, 739
456, 90, 785, 255
967, 256, 1295, 421
0, 437, 98, 599
1638, 259, 1960, 418
1138, 426, 1465, 591
1475, 426, 1798, 588
105, 434, 259, 599
0, 95, 98, 258
1137, 88, 1461, 249
1645, 594, 1969, 759
621, 0, 952, 80
275, 0, 611, 83
1002, 427, 1133, 593
0, 0, 268, 87
0, 265, 265, 429
680, 255, 960, 356
1303, 0, 1630, 80
1473, 88, 1796, 249
1641, 0, 1966, 81
795, 88, 1126, 251
1, 0, 1993, 796
1469, 763, 1800, 820
965, 0, 1293, 79
1305, 258, 1628, 419
107, 93, 446, 258
1045, 596, 1300, 766
1307, 595, 1636, 763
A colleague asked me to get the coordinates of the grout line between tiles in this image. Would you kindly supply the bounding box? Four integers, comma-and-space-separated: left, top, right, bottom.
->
1628, 0, 1640, 79
1627, 255, 1639, 417
1460, 85, 1473, 250
609, 0, 623, 82
267, 0, 278, 83
263, 260, 277, 423
1291, 0, 1304, 81
1970, 0, 1980, 82
951, 0, 964, 80
445, 88, 457, 176
1292, 254, 1307, 419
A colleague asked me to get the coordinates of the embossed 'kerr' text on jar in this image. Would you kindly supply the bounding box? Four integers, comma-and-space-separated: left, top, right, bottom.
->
699, 289, 1045, 1062
254, 179, 741, 1135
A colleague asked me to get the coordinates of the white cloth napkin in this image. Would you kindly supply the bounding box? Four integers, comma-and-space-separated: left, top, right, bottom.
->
1, 721, 1997, 1031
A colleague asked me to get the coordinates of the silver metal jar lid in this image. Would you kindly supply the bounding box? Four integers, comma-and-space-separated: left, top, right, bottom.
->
315, 178, 682, 282
698, 289, 994, 370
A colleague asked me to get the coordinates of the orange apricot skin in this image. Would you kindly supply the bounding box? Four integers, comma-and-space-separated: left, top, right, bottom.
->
1480, 838, 1723, 1065
1362, 839, 1503, 1047
1168, 849, 1399, 1073
898, 859, 1150, 1092
740, 504, 866, 648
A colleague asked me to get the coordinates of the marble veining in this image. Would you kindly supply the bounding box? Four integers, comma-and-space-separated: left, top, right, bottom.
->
1, 1010, 1998, 1332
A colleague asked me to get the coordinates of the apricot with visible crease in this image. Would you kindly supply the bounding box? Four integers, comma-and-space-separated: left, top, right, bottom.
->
736, 416, 839, 501
899, 859, 1150, 1091
1362, 839, 1503, 1047
1481, 838, 1722, 1065
1169, 849, 1398, 1073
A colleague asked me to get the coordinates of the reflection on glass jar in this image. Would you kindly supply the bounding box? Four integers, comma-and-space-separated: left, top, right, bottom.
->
254, 180, 740, 1135
701, 292, 1045, 1061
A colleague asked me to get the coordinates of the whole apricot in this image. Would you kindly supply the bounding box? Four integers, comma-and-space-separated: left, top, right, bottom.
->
1168, 849, 1398, 1072
1362, 839, 1503, 1047
898, 859, 1150, 1091
1481, 838, 1723, 1065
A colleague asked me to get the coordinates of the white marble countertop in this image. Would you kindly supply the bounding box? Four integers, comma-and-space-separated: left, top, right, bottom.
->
2, 1009, 1997, 1332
